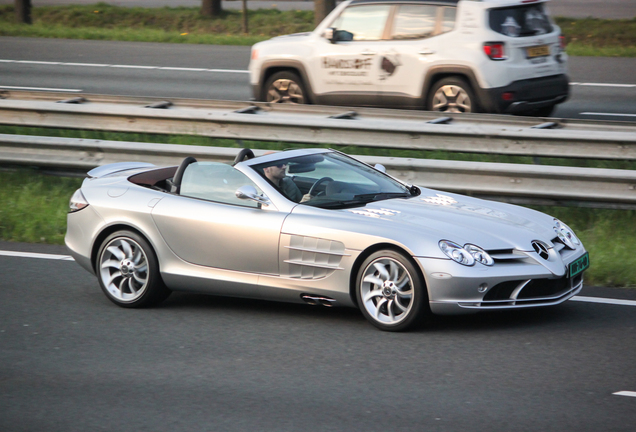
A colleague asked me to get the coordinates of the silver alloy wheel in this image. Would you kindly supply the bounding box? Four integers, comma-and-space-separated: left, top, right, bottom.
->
99, 237, 149, 302
360, 257, 414, 325
266, 79, 305, 104
431, 84, 472, 113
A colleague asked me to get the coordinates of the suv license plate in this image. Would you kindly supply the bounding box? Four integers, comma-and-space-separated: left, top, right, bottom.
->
527, 45, 550, 58
569, 252, 590, 278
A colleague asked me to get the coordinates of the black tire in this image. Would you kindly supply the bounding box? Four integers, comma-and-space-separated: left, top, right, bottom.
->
427, 77, 477, 113
96, 230, 171, 308
263, 71, 307, 104
355, 250, 430, 332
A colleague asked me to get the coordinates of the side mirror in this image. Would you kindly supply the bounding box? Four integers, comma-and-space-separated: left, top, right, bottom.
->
374, 164, 386, 173
236, 185, 270, 206
334, 30, 354, 42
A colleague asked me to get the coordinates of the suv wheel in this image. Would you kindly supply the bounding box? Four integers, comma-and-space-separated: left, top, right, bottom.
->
427, 77, 476, 113
264, 71, 306, 104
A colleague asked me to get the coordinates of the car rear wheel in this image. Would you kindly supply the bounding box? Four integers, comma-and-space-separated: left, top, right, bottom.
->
264, 71, 306, 104
427, 77, 476, 113
356, 250, 429, 331
97, 230, 170, 308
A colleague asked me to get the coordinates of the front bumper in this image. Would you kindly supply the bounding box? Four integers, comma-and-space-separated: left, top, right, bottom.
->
417, 250, 586, 315
482, 74, 570, 114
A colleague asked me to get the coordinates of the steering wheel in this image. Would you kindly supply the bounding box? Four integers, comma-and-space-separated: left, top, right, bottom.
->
308, 177, 334, 197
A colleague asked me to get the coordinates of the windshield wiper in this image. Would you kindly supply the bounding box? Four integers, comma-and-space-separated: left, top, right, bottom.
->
351, 192, 411, 202
310, 192, 411, 209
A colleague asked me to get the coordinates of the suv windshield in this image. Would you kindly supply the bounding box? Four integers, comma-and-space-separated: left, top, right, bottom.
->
489, 3, 553, 37
251, 152, 412, 209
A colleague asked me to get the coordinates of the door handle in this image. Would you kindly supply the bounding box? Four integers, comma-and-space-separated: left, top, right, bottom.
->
419, 49, 436, 55
361, 50, 377, 56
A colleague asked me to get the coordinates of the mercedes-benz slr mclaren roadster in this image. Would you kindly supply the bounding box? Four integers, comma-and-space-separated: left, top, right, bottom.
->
66, 148, 589, 331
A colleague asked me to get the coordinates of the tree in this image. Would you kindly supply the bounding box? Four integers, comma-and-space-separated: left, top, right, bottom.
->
201, 0, 222, 17
15, 0, 32, 24
314, 0, 336, 27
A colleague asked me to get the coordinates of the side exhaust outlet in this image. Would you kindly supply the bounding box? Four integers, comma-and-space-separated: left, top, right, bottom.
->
301, 294, 336, 307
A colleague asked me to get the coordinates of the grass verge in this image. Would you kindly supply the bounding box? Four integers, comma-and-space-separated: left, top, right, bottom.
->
0, 126, 634, 287
0, 4, 635, 56
0, 4, 313, 45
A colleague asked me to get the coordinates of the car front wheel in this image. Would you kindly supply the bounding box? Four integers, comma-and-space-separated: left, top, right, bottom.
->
264, 71, 307, 104
97, 230, 171, 308
427, 77, 476, 113
356, 250, 429, 331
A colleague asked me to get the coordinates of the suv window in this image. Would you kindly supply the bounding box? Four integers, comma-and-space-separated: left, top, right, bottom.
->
391, 5, 438, 40
331, 5, 391, 41
489, 4, 553, 37
441, 7, 457, 33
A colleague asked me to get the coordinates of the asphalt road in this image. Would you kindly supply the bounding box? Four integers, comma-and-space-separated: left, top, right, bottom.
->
1, 0, 634, 19
1, 241, 635, 431
1, 37, 635, 121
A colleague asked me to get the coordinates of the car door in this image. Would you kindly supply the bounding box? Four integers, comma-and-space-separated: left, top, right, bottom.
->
150, 162, 287, 275
378, 4, 457, 107
311, 3, 392, 106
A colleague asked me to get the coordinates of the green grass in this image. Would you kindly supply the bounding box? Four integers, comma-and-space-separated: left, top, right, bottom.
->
0, 4, 635, 55
555, 16, 636, 57
0, 3, 314, 45
0, 166, 633, 287
0, 169, 82, 244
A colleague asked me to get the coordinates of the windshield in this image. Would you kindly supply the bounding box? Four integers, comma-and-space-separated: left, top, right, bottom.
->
251, 151, 412, 209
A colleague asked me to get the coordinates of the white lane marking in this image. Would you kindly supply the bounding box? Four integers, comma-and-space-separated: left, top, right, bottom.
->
571, 296, 636, 307
613, 391, 636, 398
112, 64, 159, 69
160, 66, 207, 72
580, 112, 636, 118
0, 59, 249, 74
0, 250, 74, 261
0, 85, 83, 92
571, 82, 636, 88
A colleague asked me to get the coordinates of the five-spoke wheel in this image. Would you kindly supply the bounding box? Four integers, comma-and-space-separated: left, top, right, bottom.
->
356, 250, 428, 331
97, 231, 170, 308
264, 71, 307, 104
428, 77, 476, 113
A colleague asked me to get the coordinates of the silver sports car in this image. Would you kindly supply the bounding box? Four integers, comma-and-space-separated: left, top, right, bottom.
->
66, 148, 589, 331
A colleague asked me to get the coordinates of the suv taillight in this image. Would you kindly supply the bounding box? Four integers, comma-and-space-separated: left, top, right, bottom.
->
483, 42, 506, 60
559, 35, 566, 50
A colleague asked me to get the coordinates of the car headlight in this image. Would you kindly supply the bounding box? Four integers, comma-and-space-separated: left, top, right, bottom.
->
553, 218, 580, 249
439, 240, 475, 266
464, 244, 494, 266
69, 189, 89, 212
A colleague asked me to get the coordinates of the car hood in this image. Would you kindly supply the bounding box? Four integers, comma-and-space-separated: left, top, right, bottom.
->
335, 188, 557, 252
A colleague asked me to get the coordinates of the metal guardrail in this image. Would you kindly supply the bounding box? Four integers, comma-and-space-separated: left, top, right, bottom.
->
2, 134, 636, 209
1, 91, 636, 161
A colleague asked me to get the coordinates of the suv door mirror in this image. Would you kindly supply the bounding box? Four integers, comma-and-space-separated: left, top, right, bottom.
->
333, 29, 354, 43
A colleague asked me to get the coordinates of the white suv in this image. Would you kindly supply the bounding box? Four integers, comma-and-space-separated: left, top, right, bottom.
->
249, 0, 569, 116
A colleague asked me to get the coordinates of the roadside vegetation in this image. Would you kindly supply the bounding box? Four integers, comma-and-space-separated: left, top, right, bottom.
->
0, 125, 634, 287
0, 4, 635, 56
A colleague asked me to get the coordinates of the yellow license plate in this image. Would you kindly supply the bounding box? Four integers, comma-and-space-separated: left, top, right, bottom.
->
527, 45, 550, 58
